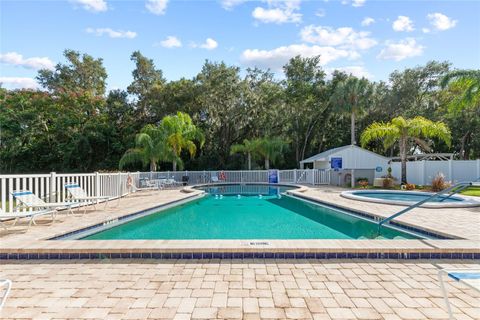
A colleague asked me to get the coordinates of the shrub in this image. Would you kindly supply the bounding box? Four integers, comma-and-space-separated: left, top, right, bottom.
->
358, 180, 369, 189
431, 173, 450, 192
382, 178, 394, 189
405, 183, 416, 190
356, 177, 368, 183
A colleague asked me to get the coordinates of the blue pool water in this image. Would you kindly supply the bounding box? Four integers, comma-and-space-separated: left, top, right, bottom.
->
351, 191, 463, 203
83, 184, 419, 240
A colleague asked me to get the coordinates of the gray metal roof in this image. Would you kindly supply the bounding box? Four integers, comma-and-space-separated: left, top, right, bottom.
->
300, 144, 390, 163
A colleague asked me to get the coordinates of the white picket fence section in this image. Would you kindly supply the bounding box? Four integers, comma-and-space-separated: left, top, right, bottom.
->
0, 169, 330, 212
390, 159, 480, 185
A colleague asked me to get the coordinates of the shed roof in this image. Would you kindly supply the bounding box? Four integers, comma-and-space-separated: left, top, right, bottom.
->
300, 144, 390, 164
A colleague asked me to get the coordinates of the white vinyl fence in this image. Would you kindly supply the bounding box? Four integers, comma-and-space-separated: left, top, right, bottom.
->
390, 159, 480, 185
0, 169, 330, 212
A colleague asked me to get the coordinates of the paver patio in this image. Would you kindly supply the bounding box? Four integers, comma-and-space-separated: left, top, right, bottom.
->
0, 260, 479, 319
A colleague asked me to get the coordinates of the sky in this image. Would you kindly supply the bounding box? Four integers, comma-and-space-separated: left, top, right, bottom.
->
1, 0, 479, 91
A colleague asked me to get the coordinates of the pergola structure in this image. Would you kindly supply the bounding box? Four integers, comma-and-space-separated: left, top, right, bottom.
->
389, 153, 454, 162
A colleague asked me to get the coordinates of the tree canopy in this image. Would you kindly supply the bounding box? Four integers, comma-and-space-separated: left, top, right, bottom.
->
0, 49, 478, 173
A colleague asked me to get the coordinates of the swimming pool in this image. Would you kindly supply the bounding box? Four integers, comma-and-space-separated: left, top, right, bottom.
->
81, 184, 419, 240
341, 190, 480, 208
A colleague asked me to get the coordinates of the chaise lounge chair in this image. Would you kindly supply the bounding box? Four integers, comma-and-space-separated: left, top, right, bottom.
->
0, 279, 11, 310
0, 207, 56, 230
12, 190, 75, 215
438, 268, 480, 320
64, 183, 111, 214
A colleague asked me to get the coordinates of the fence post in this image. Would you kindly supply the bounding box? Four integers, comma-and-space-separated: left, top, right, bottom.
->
293, 169, 297, 183
49, 172, 56, 202
448, 159, 453, 182
477, 159, 480, 179
95, 171, 100, 197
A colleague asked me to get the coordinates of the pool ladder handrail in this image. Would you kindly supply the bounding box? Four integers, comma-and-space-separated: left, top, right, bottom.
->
378, 178, 480, 227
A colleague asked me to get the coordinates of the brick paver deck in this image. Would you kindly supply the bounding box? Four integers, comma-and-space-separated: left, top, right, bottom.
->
290, 186, 480, 240
1, 260, 479, 319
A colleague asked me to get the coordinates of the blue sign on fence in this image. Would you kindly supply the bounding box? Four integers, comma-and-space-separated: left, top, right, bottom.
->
331, 157, 342, 171
268, 170, 278, 184
376, 166, 383, 172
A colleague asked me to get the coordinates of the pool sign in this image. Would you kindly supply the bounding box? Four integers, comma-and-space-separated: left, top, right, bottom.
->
268, 170, 278, 184
376, 166, 383, 172
331, 157, 342, 171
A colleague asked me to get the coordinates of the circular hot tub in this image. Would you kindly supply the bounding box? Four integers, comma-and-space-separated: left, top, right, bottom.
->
341, 190, 480, 208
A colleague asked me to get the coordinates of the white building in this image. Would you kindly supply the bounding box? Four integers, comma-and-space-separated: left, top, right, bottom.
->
300, 145, 390, 187
300, 145, 480, 186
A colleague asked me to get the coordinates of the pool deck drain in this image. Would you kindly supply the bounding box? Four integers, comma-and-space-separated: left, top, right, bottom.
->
0, 187, 479, 260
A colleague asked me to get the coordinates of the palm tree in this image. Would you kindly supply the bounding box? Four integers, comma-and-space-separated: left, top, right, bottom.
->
230, 139, 260, 170
257, 137, 288, 170
119, 124, 175, 171
330, 76, 373, 145
441, 70, 480, 103
161, 112, 205, 171
360, 116, 451, 184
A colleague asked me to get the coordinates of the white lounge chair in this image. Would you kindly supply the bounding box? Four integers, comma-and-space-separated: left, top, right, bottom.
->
438, 268, 480, 319
12, 190, 74, 215
64, 183, 110, 214
211, 176, 219, 183
0, 207, 56, 230
129, 179, 160, 193
0, 279, 11, 310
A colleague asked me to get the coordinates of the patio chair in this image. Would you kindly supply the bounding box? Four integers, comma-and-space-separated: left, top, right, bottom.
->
0, 207, 56, 230
64, 183, 111, 214
12, 190, 75, 215
130, 179, 161, 193
211, 176, 219, 183
0, 279, 11, 310
438, 268, 480, 319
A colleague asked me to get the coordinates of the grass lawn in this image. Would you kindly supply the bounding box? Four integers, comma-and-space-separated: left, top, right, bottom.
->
459, 186, 480, 197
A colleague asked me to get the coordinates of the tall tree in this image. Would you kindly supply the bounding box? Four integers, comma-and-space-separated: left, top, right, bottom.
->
283, 56, 328, 163
230, 139, 261, 170
388, 61, 450, 117
195, 61, 248, 168
160, 112, 205, 171
37, 49, 107, 96
119, 124, 174, 171
256, 137, 289, 170
127, 51, 165, 121
330, 76, 374, 145
441, 70, 480, 104
361, 116, 451, 184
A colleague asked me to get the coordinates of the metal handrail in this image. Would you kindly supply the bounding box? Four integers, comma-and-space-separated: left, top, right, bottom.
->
378, 179, 478, 226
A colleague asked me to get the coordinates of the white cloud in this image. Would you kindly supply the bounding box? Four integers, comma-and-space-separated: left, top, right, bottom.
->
160, 36, 182, 48
71, 0, 107, 12
300, 25, 377, 50
252, 0, 302, 24
0, 77, 38, 90
361, 17, 375, 26
422, 28, 430, 34
146, 0, 168, 15
328, 66, 373, 79
199, 38, 218, 50
315, 9, 326, 17
392, 16, 414, 32
86, 27, 137, 39
427, 12, 457, 31
220, 0, 246, 10
341, 0, 366, 7
352, 0, 365, 7
0, 52, 55, 70
377, 38, 424, 61
241, 44, 358, 71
